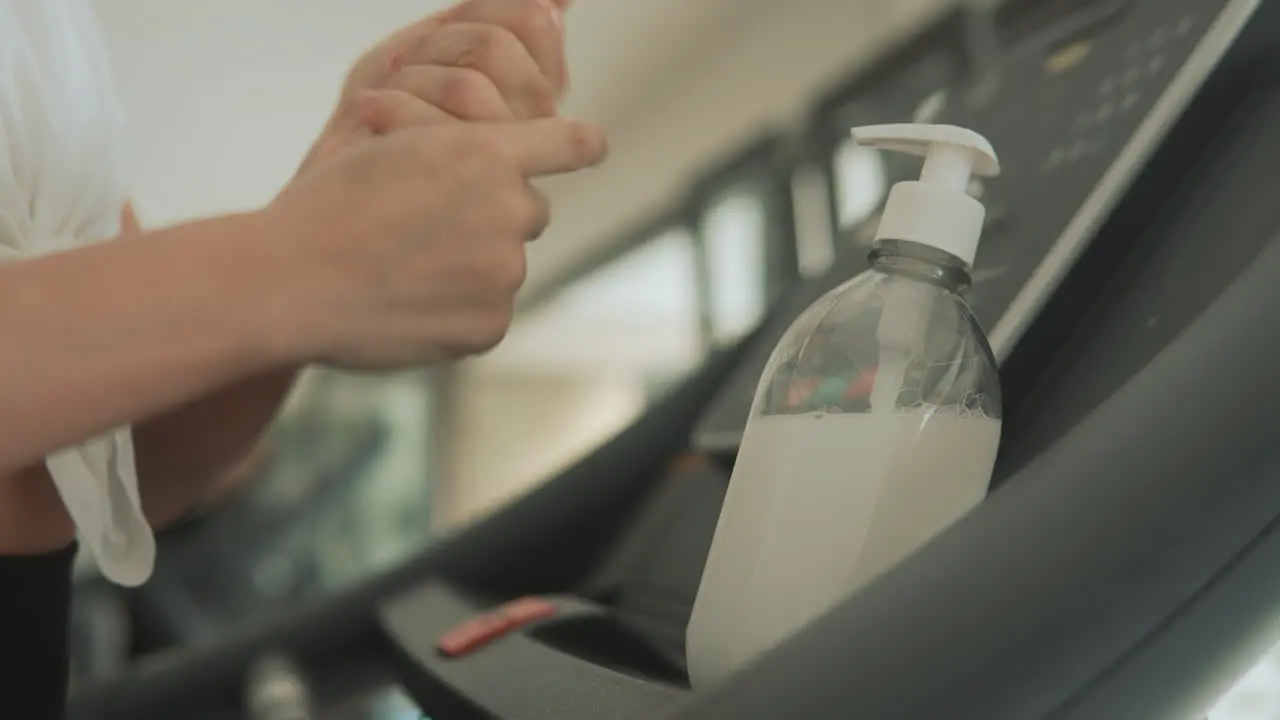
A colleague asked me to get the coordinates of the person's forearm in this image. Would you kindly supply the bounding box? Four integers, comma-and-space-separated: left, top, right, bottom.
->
109, 202, 298, 525
133, 367, 296, 525
0, 212, 289, 476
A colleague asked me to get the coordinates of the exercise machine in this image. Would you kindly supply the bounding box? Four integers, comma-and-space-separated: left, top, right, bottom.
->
69, 0, 1280, 716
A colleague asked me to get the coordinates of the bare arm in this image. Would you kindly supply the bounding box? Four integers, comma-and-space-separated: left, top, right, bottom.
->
133, 369, 294, 524
0, 211, 286, 477
114, 204, 300, 525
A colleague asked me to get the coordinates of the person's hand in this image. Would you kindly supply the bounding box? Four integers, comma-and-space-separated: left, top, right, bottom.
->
265, 117, 606, 370
0, 3, 593, 559
304, 0, 572, 171
362, 0, 573, 124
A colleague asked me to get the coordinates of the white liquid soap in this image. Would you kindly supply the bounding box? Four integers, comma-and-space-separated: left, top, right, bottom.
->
687, 124, 1005, 690
686, 410, 1001, 689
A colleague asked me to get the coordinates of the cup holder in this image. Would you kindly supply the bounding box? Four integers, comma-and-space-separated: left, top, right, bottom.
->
526, 614, 689, 687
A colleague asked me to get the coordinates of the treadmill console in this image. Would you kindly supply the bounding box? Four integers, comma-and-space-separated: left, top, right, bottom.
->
694, 0, 1248, 454
961, 0, 1224, 353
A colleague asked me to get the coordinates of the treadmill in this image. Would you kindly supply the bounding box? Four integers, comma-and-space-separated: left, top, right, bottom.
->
69, 0, 1280, 717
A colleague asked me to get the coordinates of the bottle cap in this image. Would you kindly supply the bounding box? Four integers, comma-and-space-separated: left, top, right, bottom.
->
852, 124, 1001, 267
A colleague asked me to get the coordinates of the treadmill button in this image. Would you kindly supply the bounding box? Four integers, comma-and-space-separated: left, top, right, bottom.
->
497, 597, 558, 627
437, 597, 558, 657
437, 612, 512, 657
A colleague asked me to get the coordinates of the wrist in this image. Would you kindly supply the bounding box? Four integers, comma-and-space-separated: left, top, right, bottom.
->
229, 209, 322, 368
152, 209, 323, 374
239, 203, 350, 368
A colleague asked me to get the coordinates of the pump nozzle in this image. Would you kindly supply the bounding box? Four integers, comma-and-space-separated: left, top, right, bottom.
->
852, 124, 1001, 267
853, 124, 1000, 182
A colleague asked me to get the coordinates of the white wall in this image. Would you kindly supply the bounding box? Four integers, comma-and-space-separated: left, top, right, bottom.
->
523, 0, 951, 296
94, 0, 757, 226
97, 0, 438, 225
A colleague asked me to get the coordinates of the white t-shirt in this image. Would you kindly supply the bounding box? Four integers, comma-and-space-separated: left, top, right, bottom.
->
0, 0, 155, 586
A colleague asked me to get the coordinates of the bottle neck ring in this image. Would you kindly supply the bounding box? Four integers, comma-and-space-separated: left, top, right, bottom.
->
868, 239, 972, 294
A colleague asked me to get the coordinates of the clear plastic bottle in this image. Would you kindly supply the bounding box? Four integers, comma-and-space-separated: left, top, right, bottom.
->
687, 124, 1004, 690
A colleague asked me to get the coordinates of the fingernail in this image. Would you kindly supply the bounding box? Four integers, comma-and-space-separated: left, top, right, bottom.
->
386, 51, 404, 73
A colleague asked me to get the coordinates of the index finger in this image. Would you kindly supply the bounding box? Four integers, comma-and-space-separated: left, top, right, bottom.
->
477, 117, 608, 176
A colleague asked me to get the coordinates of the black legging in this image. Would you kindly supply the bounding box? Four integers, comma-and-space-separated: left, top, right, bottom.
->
0, 544, 77, 718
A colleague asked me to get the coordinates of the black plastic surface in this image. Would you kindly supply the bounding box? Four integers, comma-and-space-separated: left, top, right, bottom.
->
1042, 81, 1280, 720
999, 0, 1280, 469
381, 585, 686, 720
1053, 493, 1280, 719
581, 458, 727, 668
954, 0, 1218, 333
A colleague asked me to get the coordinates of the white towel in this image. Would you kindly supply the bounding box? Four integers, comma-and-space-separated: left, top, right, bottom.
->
0, 0, 155, 586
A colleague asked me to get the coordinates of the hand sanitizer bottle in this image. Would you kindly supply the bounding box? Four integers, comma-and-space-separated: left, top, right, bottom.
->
686, 124, 1004, 690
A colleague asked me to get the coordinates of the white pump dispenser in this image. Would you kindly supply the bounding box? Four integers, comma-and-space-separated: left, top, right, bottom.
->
856, 123, 1000, 266
687, 124, 1005, 691
858, 124, 1001, 414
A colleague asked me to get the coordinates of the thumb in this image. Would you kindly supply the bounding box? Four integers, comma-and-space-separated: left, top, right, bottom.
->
355, 88, 454, 133
472, 117, 607, 177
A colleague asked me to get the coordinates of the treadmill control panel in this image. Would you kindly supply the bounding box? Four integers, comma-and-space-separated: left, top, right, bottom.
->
695, 0, 1247, 453
958, 0, 1231, 356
